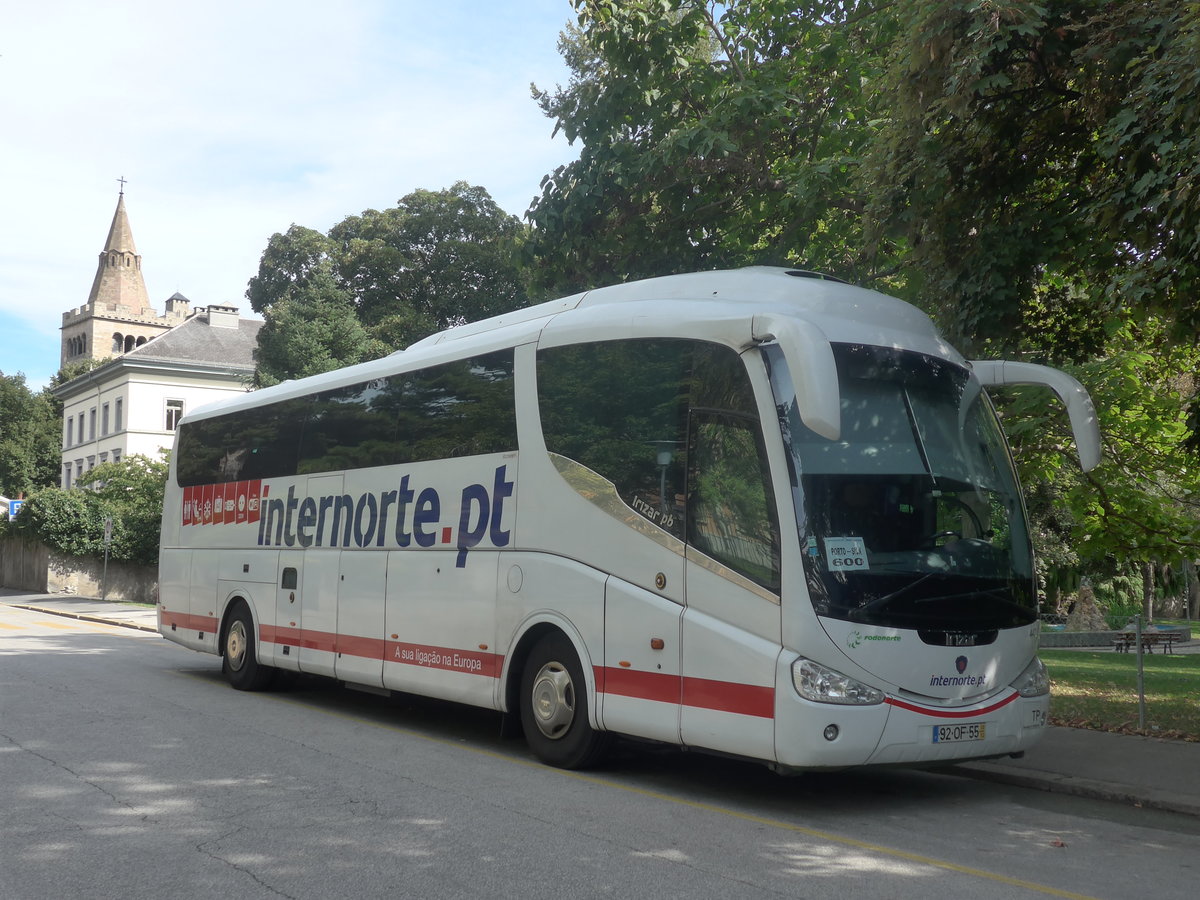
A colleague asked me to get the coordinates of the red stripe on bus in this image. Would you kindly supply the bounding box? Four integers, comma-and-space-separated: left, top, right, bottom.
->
258, 626, 502, 678
386, 641, 502, 678
599, 667, 682, 704
336, 633, 387, 659
683, 675, 775, 719
159, 610, 218, 632
885, 691, 1019, 719
260, 624, 301, 646
596, 667, 775, 719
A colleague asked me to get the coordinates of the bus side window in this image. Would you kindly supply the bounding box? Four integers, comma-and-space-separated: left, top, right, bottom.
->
687, 413, 781, 591
538, 339, 690, 539
280, 567, 298, 590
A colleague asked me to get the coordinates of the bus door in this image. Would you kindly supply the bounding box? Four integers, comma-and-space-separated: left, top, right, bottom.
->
298, 548, 339, 678
335, 550, 386, 688
274, 550, 305, 672
602, 576, 684, 745
680, 410, 781, 761
383, 547, 500, 708
298, 474, 345, 679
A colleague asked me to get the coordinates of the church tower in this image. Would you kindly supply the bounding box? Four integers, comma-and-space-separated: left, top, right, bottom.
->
60, 185, 190, 367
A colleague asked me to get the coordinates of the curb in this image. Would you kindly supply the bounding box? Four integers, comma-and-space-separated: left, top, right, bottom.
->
9, 603, 160, 635
942, 762, 1200, 819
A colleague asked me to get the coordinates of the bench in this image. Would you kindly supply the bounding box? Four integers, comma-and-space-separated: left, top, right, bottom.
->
1113, 631, 1183, 654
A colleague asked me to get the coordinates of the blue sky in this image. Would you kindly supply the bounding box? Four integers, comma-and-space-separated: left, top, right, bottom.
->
0, 0, 579, 389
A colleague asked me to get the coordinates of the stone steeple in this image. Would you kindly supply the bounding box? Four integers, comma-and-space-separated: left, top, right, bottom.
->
84, 188, 156, 316
61, 186, 190, 368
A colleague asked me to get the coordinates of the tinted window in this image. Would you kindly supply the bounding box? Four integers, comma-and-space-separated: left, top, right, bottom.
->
538, 340, 692, 537
177, 398, 307, 486
386, 352, 516, 466
538, 339, 778, 587
688, 414, 780, 590
176, 350, 516, 486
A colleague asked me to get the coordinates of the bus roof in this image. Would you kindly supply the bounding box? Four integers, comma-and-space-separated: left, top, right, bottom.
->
181, 267, 955, 424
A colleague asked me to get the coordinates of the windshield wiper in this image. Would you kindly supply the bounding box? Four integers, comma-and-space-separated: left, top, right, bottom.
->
913, 588, 1033, 618
858, 573, 938, 614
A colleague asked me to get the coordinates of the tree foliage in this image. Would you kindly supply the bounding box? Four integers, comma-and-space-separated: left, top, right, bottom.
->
6, 455, 168, 566
870, 0, 1200, 351
0, 372, 61, 497
1002, 317, 1200, 572
527, 1, 903, 295
248, 182, 529, 385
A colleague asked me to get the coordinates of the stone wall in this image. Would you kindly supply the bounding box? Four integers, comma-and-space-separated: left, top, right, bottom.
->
0, 536, 156, 604
1040, 627, 1193, 648
0, 535, 48, 591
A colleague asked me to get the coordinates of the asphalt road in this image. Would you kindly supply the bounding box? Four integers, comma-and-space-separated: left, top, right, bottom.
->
2, 605, 1196, 900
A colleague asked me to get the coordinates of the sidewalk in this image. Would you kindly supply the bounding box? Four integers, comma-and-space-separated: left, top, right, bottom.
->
1, 589, 159, 633
3, 589, 1198, 816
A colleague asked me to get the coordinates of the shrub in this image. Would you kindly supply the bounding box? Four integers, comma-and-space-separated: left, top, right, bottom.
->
5, 455, 166, 566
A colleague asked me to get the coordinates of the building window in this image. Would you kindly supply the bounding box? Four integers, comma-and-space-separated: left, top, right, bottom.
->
99, 451, 108, 463
102, 403, 110, 436
87, 455, 95, 471
89, 408, 96, 441
115, 397, 123, 431
111, 449, 121, 464
64, 421, 72, 449
75, 459, 84, 480
63, 463, 72, 489
165, 399, 184, 431
77, 414, 84, 444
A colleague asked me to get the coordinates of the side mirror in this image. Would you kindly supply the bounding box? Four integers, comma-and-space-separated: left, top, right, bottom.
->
752, 314, 840, 440
971, 360, 1102, 472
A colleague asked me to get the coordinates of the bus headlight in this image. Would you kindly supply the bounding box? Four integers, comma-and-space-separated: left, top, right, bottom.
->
792, 657, 884, 705
1011, 656, 1050, 697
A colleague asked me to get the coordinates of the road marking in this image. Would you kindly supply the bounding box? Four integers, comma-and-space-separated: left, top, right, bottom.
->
0, 611, 154, 638
213, 681, 1101, 900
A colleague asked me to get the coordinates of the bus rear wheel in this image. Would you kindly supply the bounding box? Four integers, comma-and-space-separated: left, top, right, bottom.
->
519, 632, 610, 769
222, 604, 275, 691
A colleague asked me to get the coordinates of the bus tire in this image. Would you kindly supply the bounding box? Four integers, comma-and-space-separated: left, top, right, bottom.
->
519, 632, 610, 769
222, 604, 275, 691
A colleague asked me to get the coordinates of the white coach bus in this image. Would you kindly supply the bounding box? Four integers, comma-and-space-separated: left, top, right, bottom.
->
158, 267, 1100, 771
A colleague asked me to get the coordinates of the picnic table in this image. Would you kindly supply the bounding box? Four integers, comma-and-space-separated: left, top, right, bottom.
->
1112, 630, 1184, 654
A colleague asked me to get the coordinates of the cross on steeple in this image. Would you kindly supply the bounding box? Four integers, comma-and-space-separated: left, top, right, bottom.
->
117, 175, 127, 195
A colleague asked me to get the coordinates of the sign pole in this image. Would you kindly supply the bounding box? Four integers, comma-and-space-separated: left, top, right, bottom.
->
1135, 614, 1146, 730
102, 516, 113, 601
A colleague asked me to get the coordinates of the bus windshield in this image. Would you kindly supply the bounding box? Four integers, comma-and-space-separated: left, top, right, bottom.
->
766, 343, 1035, 632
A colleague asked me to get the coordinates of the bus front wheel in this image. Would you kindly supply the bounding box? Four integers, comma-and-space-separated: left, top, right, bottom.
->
222, 604, 275, 691
519, 632, 610, 769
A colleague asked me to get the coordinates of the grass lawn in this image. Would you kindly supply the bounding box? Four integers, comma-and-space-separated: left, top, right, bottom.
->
1041, 649, 1200, 741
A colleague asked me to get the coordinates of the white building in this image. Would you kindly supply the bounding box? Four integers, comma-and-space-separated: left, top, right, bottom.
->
53, 191, 261, 487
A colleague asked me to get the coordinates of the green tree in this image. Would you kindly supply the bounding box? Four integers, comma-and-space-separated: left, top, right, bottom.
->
997, 314, 1200, 612
248, 183, 529, 385
332, 182, 529, 331
868, 0, 1200, 352
0, 372, 61, 497
252, 275, 383, 388
7, 455, 168, 566
527, 1, 901, 295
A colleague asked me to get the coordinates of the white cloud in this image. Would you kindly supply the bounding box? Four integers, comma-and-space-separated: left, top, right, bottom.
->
0, 0, 577, 387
